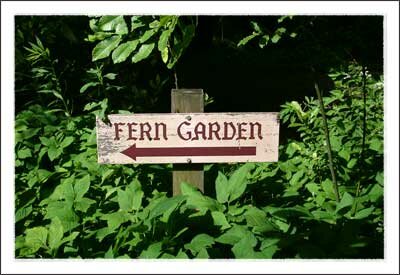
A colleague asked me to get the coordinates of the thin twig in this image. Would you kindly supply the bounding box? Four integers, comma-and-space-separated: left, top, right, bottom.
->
314, 81, 340, 202
353, 65, 368, 215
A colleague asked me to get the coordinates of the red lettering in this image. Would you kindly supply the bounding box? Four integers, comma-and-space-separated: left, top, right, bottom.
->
236, 122, 247, 140
114, 122, 125, 140
154, 122, 168, 140
250, 122, 263, 140
208, 122, 221, 140
177, 121, 191, 140
139, 123, 152, 140
127, 122, 138, 140
222, 122, 236, 140
192, 122, 207, 140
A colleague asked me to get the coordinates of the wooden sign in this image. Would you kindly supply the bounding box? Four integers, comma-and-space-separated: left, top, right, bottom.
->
96, 112, 279, 164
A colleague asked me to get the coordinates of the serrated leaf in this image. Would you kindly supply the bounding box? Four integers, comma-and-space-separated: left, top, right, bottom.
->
92, 35, 121, 61
132, 43, 155, 63
112, 40, 139, 63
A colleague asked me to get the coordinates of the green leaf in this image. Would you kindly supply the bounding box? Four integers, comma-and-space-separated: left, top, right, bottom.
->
74, 197, 95, 212
227, 163, 255, 202
132, 43, 155, 63
103, 73, 117, 80
139, 242, 163, 259
347, 158, 357, 169
15, 205, 33, 223
245, 207, 276, 233
184, 234, 214, 254
98, 16, 127, 35
158, 29, 173, 52
321, 179, 337, 201
231, 231, 258, 258
101, 211, 129, 231
139, 29, 157, 43
353, 207, 375, 219
24, 227, 48, 253
369, 138, 383, 152
148, 195, 185, 220
117, 181, 143, 211
74, 175, 90, 200
215, 225, 248, 245
112, 40, 139, 64
237, 33, 259, 47
161, 47, 168, 63
17, 148, 32, 159
215, 171, 229, 203
80, 82, 99, 93
47, 146, 62, 161
48, 217, 64, 252
92, 35, 121, 61
338, 148, 351, 161
131, 16, 145, 31
181, 182, 222, 213
271, 34, 281, 43
60, 136, 74, 148
335, 192, 354, 214
211, 211, 231, 230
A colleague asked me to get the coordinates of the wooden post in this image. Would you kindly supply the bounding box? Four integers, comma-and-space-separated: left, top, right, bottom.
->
171, 89, 204, 195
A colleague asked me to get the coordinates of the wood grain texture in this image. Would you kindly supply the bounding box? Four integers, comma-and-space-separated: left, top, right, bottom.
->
171, 89, 204, 195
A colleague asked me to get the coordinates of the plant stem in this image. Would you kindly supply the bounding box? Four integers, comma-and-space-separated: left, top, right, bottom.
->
314, 81, 340, 202
353, 65, 368, 215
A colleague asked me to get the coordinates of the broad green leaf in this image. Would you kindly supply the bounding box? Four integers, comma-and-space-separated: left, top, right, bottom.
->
231, 231, 258, 258
215, 171, 229, 203
74, 175, 90, 200
112, 40, 139, 64
227, 163, 255, 202
245, 207, 276, 233
132, 43, 155, 63
60, 136, 74, 148
17, 148, 32, 159
101, 211, 129, 230
103, 73, 117, 80
196, 248, 209, 259
215, 225, 248, 245
104, 245, 114, 259
353, 207, 375, 219
181, 182, 222, 213
321, 179, 337, 201
369, 138, 383, 152
15, 205, 33, 223
367, 183, 383, 202
184, 234, 214, 254
139, 242, 163, 259
335, 192, 354, 214
24, 227, 48, 253
48, 217, 64, 252
47, 146, 62, 161
98, 16, 127, 34
338, 148, 351, 161
74, 197, 95, 212
148, 195, 185, 220
92, 35, 121, 61
211, 211, 231, 230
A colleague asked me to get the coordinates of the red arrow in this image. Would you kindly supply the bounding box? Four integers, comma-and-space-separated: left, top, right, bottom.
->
121, 144, 256, 160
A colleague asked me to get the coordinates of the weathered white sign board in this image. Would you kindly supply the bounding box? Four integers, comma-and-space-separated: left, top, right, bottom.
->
96, 113, 279, 164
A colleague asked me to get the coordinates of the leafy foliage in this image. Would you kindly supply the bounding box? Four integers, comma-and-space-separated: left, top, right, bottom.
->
14, 15, 383, 259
